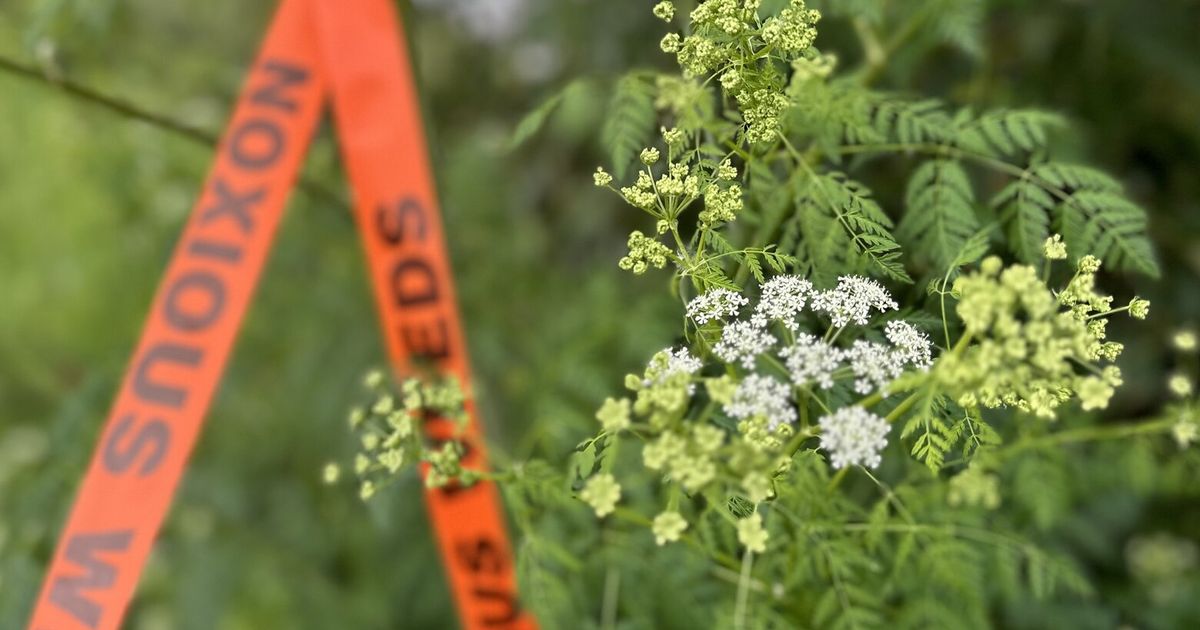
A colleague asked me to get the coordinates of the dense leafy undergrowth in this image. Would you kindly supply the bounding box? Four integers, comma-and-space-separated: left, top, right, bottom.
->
341, 1, 1200, 628
5, 1, 1200, 628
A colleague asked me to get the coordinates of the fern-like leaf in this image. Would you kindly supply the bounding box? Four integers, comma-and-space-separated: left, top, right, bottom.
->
872, 99, 950, 145
804, 172, 913, 283
507, 79, 588, 150
993, 176, 1054, 265
955, 108, 1066, 157
601, 73, 656, 178
1030, 163, 1160, 276
927, 0, 986, 58
898, 160, 980, 270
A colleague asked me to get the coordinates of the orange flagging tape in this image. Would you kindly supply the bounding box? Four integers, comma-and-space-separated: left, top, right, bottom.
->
27, 1, 534, 628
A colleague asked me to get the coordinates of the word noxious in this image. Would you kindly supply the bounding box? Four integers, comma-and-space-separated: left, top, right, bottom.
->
41, 59, 312, 629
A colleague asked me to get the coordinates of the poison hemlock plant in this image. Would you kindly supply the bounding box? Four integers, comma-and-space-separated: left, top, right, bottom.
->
331, 1, 1198, 627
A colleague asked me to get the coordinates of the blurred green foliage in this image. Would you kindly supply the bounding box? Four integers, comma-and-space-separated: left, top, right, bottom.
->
1, 0, 1198, 628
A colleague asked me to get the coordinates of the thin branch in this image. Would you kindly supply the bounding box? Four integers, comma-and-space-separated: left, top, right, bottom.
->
0, 53, 352, 215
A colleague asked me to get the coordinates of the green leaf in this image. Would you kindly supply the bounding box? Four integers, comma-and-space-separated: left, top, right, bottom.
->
507, 79, 588, 151
601, 73, 656, 178
873, 99, 950, 145
805, 172, 913, 283
898, 160, 980, 270
956, 108, 1066, 157
948, 224, 995, 270
994, 177, 1053, 264
1041, 163, 1160, 276
746, 252, 765, 283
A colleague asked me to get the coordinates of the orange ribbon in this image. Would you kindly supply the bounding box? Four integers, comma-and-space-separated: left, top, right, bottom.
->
27, 1, 534, 628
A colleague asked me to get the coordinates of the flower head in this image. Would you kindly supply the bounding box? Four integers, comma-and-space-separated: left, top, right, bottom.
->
779, 333, 842, 389
1129, 297, 1151, 320
322, 463, 340, 484
754, 275, 814, 330
1174, 419, 1198, 449
596, 397, 632, 432
1043, 234, 1068, 260
644, 346, 703, 388
1169, 374, 1193, 398
593, 167, 613, 187
885, 320, 933, 369
724, 374, 796, 429
845, 339, 904, 395
619, 231, 672, 275
652, 1, 675, 21
811, 275, 898, 327
581, 473, 621, 517
818, 406, 890, 469
652, 511, 688, 545
1077, 376, 1114, 411
714, 320, 777, 369
686, 288, 748, 325
736, 512, 768, 553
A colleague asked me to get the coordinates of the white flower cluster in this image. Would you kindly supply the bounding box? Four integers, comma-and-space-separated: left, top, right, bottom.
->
779, 333, 841, 389
714, 320, 777, 369
818, 406, 890, 469
810, 275, 898, 327
685, 288, 748, 325
644, 346, 704, 393
885, 320, 933, 369
845, 340, 904, 395
752, 275, 813, 330
724, 374, 797, 430
688, 275, 932, 396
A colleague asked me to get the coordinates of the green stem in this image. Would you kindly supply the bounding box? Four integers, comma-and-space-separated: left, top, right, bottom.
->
733, 549, 755, 630
884, 390, 923, 423
827, 466, 850, 490
0, 53, 350, 213
601, 564, 620, 630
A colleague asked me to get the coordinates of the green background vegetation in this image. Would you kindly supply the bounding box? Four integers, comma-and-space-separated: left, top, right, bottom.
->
1, 0, 1197, 627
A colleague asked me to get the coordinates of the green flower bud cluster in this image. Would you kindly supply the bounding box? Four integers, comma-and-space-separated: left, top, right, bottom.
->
739, 89, 793, 144
1043, 234, 1068, 260
335, 370, 475, 500
426, 442, 475, 490
699, 183, 743, 227
608, 125, 735, 229
1174, 413, 1197, 449
619, 231, 672, 275
580, 472, 621, 517
942, 256, 1128, 418
947, 465, 1001, 510
1126, 533, 1199, 603
656, 0, 819, 144
790, 53, 837, 83
736, 512, 769, 553
761, 1, 821, 53
652, 510, 688, 545
606, 133, 744, 267
596, 397, 631, 433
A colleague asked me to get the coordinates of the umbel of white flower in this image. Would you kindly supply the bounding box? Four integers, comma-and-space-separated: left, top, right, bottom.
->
818, 406, 890, 469
810, 275, 898, 327
686, 287, 748, 325
779, 333, 842, 389
724, 374, 797, 430
714, 320, 777, 369
686, 274, 933, 397
753, 275, 813, 330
